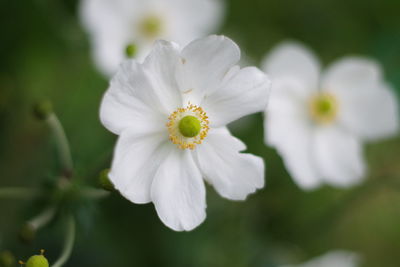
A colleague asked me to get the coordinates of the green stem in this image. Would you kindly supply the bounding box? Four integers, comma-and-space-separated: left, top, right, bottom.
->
0, 187, 39, 199
81, 187, 110, 199
27, 206, 56, 230
46, 113, 73, 178
52, 216, 75, 267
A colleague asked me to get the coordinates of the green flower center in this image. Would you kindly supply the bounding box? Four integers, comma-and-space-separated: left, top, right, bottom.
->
309, 93, 338, 124
139, 16, 162, 38
179, 116, 201, 138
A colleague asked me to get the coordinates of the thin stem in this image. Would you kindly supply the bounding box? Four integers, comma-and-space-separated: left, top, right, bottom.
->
0, 187, 39, 199
46, 113, 73, 178
27, 206, 56, 230
52, 216, 75, 267
81, 187, 110, 199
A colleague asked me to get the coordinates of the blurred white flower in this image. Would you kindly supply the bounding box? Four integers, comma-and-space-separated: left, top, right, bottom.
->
100, 35, 270, 231
80, 0, 225, 76
281, 250, 360, 267
262, 42, 399, 190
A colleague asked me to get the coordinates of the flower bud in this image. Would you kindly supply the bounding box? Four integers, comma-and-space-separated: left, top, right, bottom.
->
0, 250, 16, 267
33, 100, 53, 120
21, 250, 49, 267
18, 223, 36, 244
98, 169, 115, 191
125, 43, 137, 58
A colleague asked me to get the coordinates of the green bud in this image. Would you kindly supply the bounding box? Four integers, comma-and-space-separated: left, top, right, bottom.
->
99, 169, 115, 191
179, 116, 201, 137
25, 250, 48, 267
0, 250, 16, 267
19, 223, 36, 244
125, 43, 137, 58
33, 100, 53, 120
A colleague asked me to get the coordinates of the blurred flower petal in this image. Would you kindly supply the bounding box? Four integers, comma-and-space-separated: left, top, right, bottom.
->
261, 42, 321, 91
313, 126, 366, 187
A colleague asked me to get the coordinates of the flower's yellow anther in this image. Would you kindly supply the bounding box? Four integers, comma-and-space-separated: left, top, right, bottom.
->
179, 116, 201, 137
125, 43, 137, 58
140, 16, 162, 38
167, 103, 209, 150
309, 92, 338, 124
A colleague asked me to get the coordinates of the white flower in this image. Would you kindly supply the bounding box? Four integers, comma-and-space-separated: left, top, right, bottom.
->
80, 0, 225, 76
262, 42, 399, 190
281, 251, 360, 267
100, 35, 271, 231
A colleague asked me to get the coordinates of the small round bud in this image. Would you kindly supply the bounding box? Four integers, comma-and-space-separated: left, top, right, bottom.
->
0, 250, 16, 267
98, 169, 115, 191
33, 100, 53, 120
19, 223, 36, 244
179, 116, 201, 137
26, 250, 49, 267
125, 43, 137, 58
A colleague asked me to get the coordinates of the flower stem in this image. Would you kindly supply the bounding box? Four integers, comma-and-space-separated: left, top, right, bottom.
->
46, 113, 73, 178
52, 216, 75, 267
27, 206, 56, 230
0, 187, 39, 199
81, 187, 110, 199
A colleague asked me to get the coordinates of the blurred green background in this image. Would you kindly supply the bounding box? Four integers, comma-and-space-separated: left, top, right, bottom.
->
1, 0, 400, 266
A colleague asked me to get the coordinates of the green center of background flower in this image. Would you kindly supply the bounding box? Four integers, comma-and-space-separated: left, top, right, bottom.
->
140, 16, 162, 38
309, 93, 338, 124
179, 116, 201, 138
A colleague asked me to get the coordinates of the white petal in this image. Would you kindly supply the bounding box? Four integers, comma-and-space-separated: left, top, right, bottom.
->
151, 149, 206, 231
261, 42, 320, 91
195, 128, 264, 200
265, 112, 321, 190
100, 60, 168, 134
322, 57, 382, 91
203, 66, 271, 127
327, 82, 399, 140
80, 0, 138, 76
313, 126, 366, 187
167, 0, 225, 44
178, 35, 241, 104
143, 40, 183, 113
109, 129, 169, 204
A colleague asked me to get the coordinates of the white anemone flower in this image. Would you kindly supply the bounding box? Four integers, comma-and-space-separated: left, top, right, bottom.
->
281, 250, 360, 267
262, 42, 399, 190
80, 0, 225, 76
100, 35, 271, 231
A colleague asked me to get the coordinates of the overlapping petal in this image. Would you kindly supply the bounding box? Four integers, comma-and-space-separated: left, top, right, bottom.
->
323, 58, 399, 140
322, 57, 382, 91
203, 66, 270, 127
100, 58, 181, 135
178, 35, 241, 104
195, 128, 264, 200
266, 113, 321, 190
109, 129, 169, 204
262, 42, 321, 91
313, 126, 365, 187
151, 149, 206, 231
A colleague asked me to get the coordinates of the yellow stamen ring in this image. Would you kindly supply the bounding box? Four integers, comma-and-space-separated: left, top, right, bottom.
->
167, 104, 209, 150
309, 92, 338, 124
